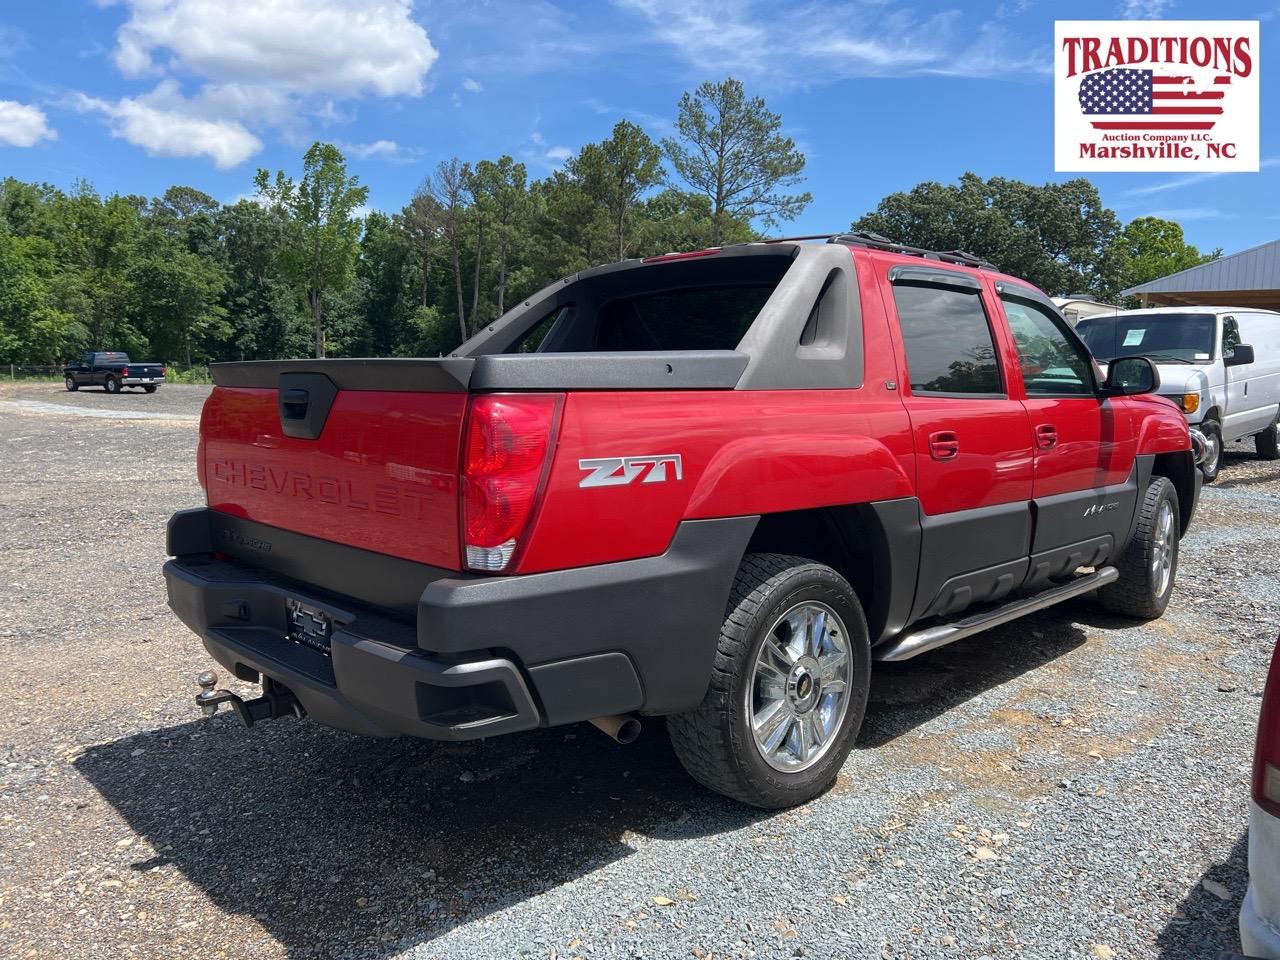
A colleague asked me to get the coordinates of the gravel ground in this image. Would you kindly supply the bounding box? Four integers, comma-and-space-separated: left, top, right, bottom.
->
0, 381, 1275, 960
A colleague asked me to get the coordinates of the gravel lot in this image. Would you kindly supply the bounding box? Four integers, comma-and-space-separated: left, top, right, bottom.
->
1, 380, 1275, 960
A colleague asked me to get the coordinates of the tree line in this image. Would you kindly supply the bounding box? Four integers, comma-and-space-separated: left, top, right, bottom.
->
0, 76, 1214, 367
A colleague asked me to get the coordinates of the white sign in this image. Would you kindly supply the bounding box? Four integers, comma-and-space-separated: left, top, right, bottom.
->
1055, 20, 1260, 172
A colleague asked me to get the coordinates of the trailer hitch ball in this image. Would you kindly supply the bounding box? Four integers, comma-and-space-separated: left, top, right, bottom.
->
196, 670, 226, 717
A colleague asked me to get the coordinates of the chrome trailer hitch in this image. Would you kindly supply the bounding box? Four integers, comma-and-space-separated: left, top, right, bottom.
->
195, 671, 304, 727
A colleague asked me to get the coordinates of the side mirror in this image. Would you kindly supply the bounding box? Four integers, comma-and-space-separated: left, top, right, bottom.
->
1103, 355, 1160, 396
1225, 343, 1255, 367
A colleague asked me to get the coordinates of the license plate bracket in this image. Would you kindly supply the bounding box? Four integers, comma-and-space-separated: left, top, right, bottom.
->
286, 598, 334, 654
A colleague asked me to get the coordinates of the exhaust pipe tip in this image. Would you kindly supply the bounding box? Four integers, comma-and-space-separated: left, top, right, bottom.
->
589, 714, 642, 745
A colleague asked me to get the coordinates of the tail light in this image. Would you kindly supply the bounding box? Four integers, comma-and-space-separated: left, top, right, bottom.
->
461, 394, 562, 572
1255, 638, 1280, 817
121, 366, 129, 377
160, 367, 166, 377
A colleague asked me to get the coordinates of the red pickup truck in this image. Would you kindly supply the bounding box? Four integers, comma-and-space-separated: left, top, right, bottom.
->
164, 233, 1200, 808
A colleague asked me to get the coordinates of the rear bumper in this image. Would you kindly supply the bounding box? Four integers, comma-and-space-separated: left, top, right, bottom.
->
122, 376, 164, 385
163, 509, 756, 740
1243, 801, 1280, 959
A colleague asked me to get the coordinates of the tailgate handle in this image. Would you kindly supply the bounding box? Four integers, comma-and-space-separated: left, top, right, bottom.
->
277, 373, 337, 440
280, 388, 310, 420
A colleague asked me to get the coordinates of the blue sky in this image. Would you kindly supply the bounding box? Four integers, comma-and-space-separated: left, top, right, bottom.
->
0, 0, 1276, 256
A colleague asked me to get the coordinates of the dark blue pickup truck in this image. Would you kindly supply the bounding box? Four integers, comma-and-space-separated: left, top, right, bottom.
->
64, 352, 165, 393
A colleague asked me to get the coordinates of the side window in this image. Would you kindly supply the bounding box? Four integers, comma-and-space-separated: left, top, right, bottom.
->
891, 283, 1003, 397
1222, 316, 1241, 357
1001, 297, 1094, 396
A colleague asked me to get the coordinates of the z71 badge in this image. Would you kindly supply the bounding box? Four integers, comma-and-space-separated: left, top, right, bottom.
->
578, 454, 683, 488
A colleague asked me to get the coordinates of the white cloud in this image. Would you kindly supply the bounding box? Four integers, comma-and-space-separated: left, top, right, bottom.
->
1124, 158, 1280, 197
76, 81, 261, 168
545, 145, 572, 162
341, 138, 419, 163
615, 0, 1047, 82
461, 77, 483, 93
1119, 0, 1175, 17
80, 0, 439, 166
105, 0, 437, 97
1146, 207, 1235, 221
0, 100, 56, 147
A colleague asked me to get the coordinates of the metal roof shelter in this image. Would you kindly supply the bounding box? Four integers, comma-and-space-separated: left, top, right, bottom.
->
1120, 238, 1280, 310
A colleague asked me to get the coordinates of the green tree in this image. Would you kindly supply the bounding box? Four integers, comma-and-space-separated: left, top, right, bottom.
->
427, 158, 470, 342
49, 182, 144, 352
216, 199, 305, 360
643, 188, 756, 253
853, 173, 1121, 297
664, 78, 811, 244
1103, 216, 1219, 303
572, 121, 663, 261
130, 230, 228, 366
350, 211, 414, 356
255, 142, 369, 357
0, 234, 79, 362
469, 155, 527, 316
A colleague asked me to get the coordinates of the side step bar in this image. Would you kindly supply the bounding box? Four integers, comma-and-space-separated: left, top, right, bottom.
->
874, 566, 1119, 662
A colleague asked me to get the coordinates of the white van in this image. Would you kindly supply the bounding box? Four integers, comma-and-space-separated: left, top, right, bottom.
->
1077, 306, 1280, 481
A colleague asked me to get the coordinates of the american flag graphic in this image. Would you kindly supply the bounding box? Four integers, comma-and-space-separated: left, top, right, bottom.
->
1078, 68, 1230, 131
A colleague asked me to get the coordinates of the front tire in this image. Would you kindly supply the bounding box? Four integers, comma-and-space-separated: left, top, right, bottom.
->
1256, 420, 1279, 461
1199, 419, 1222, 482
667, 554, 872, 809
1099, 477, 1180, 620
65, 377, 77, 392
103, 376, 120, 394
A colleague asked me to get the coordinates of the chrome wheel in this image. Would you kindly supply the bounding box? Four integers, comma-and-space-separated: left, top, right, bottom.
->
1202, 428, 1221, 475
746, 601, 852, 773
1151, 499, 1176, 598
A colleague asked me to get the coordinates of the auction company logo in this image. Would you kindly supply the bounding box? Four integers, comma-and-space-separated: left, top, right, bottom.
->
1055, 20, 1259, 172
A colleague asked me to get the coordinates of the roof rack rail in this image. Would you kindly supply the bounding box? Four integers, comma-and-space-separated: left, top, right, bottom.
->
758, 230, 997, 270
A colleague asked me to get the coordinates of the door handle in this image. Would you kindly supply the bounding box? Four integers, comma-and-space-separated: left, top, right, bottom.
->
928, 430, 960, 461
1035, 423, 1058, 450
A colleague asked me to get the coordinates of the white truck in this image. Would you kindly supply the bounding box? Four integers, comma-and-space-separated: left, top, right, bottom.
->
1077, 306, 1280, 481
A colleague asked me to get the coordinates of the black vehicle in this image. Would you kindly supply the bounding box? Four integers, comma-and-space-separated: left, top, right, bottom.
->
64, 352, 166, 393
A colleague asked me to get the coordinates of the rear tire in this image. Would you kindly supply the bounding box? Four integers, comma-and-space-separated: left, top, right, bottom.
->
143, 384, 158, 393
667, 554, 872, 809
65, 377, 77, 392
103, 376, 120, 394
1099, 477, 1180, 620
1256, 420, 1279, 461
1199, 419, 1222, 482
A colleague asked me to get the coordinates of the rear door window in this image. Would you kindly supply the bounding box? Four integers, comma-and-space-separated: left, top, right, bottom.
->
891, 283, 1004, 397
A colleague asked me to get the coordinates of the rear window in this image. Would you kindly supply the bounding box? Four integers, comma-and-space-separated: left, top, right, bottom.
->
595, 286, 776, 351
501, 251, 794, 354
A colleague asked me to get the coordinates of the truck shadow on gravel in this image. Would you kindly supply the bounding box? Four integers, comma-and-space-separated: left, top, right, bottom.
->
1155, 831, 1249, 958
861, 611, 1091, 748
74, 715, 766, 958
73, 609, 1104, 957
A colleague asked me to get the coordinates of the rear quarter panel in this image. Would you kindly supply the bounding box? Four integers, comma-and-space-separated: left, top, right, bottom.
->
516, 388, 915, 573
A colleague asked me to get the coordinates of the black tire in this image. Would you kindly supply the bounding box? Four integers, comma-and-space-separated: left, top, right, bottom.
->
667, 554, 872, 809
65, 377, 77, 392
1099, 477, 1180, 620
1199, 419, 1222, 482
143, 384, 158, 393
103, 376, 120, 394
1256, 420, 1279, 461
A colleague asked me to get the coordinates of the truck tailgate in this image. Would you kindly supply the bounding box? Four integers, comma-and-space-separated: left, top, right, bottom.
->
201, 385, 467, 569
